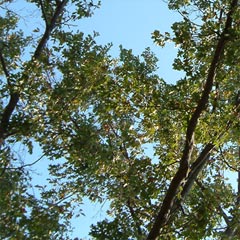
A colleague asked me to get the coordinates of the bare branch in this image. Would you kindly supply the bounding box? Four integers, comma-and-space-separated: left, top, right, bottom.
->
20, 154, 45, 169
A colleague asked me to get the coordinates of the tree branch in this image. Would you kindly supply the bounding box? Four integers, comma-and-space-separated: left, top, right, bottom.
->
126, 199, 143, 237
0, 48, 10, 79
237, 147, 240, 205
0, 47, 19, 143
219, 145, 239, 172
39, 0, 49, 26
195, 179, 236, 239
0, 92, 19, 141
146, 0, 238, 238
180, 143, 214, 201
0, 0, 68, 144
222, 147, 240, 239
34, 0, 68, 59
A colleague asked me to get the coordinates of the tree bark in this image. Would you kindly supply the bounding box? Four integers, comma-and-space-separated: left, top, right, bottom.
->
146, 0, 238, 239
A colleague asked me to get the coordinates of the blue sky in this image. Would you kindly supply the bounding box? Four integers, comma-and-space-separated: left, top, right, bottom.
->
5, 1, 238, 239
70, 2, 238, 238
5, 1, 182, 238
70, 1, 182, 238
79, 0, 182, 83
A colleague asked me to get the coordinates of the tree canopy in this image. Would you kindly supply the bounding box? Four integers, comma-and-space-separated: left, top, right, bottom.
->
0, 0, 240, 239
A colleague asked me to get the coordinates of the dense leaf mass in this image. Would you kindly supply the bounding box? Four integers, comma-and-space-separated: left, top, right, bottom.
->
0, 0, 240, 239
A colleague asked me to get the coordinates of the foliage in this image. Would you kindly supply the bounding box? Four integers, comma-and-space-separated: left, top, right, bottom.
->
0, 0, 240, 239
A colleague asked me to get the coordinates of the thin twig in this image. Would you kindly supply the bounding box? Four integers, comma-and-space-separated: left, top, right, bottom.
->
219, 146, 239, 172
